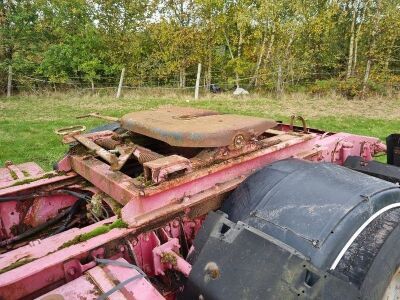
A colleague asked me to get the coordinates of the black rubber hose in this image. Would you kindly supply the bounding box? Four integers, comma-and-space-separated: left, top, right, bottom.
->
0, 190, 92, 245
52, 198, 85, 235
57, 189, 92, 201
0, 208, 71, 247
0, 193, 43, 202
0, 189, 91, 203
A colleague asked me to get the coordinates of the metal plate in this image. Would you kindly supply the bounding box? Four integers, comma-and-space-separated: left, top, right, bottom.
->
120, 106, 277, 147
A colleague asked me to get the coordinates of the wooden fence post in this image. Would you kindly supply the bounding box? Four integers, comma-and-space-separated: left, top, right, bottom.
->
116, 67, 125, 98
276, 64, 283, 95
7, 66, 12, 98
194, 63, 201, 100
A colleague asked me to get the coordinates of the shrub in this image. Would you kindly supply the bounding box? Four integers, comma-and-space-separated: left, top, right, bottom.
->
309, 79, 339, 95
337, 78, 362, 99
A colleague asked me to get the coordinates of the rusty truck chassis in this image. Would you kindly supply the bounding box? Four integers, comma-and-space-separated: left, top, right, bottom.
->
0, 106, 386, 299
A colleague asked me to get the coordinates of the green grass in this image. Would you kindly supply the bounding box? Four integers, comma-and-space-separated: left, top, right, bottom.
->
1, 91, 399, 170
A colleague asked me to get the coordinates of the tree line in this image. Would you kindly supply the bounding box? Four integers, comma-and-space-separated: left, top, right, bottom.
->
1, 0, 399, 97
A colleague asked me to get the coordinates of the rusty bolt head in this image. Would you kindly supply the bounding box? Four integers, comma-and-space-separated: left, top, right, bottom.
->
204, 261, 220, 280
233, 134, 245, 149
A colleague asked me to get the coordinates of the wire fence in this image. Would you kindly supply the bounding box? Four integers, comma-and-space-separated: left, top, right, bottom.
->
3, 66, 400, 98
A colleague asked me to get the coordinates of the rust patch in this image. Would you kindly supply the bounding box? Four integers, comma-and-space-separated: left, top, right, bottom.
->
120, 106, 277, 148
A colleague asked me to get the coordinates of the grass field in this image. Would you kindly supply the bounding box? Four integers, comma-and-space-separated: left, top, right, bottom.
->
1, 90, 400, 170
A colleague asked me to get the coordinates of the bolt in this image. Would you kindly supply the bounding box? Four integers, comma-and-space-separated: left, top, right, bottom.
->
183, 196, 190, 202
139, 190, 145, 196
132, 238, 138, 246
233, 135, 245, 149
188, 221, 196, 228
172, 220, 179, 228
68, 268, 76, 276
165, 225, 171, 231
119, 245, 125, 252
204, 261, 220, 280
29, 239, 41, 247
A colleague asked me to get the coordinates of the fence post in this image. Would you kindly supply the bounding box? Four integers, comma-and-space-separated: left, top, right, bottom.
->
116, 67, 125, 98
194, 63, 202, 100
7, 66, 12, 98
276, 64, 283, 95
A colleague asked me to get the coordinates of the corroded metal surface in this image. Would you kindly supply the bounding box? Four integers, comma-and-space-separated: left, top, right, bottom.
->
69, 155, 140, 205
0, 162, 44, 189
143, 155, 191, 183
120, 106, 277, 147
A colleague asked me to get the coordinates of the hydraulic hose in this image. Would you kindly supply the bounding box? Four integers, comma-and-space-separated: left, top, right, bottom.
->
0, 189, 91, 202
0, 208, 71, 247
0, 189, 92, 246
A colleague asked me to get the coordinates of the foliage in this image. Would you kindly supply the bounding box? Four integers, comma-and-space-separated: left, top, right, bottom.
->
0, 0, 399, 94
310, 79, 340, 96
337, 78, 362, 99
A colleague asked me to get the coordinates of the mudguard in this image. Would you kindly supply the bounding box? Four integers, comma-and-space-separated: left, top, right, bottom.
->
220, 159, 400, 270
180, 211, 360, 300
181, 159, 400, 299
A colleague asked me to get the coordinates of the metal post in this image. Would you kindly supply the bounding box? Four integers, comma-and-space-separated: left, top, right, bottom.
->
116, 67, 125, 98
7, 66, 12, 98
194, 63, 201, 100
